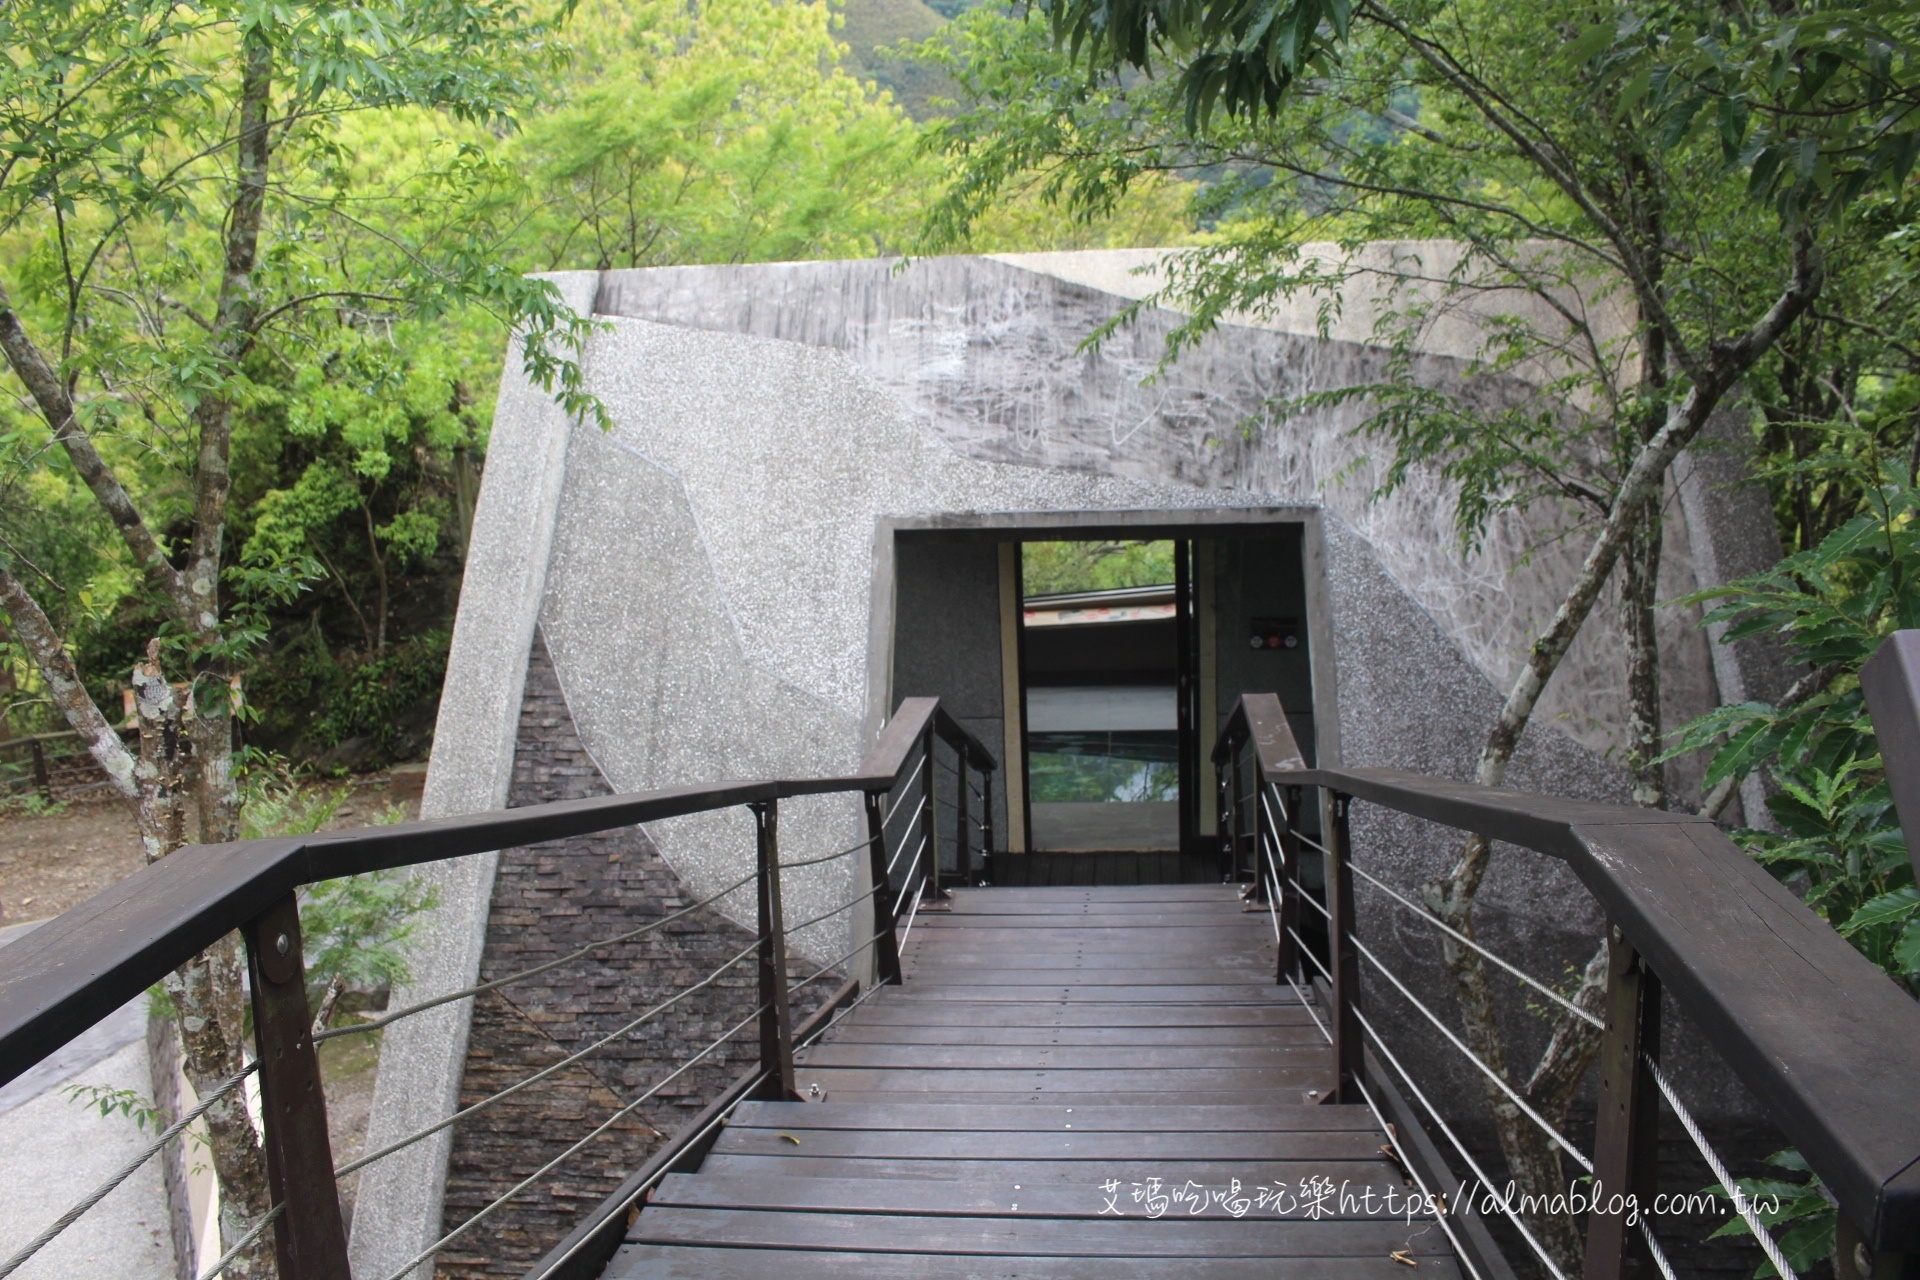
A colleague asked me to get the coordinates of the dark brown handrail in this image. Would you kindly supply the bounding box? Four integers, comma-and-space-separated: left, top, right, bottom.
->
0, 696, 995, 1091
1216, 692, 1920, 1256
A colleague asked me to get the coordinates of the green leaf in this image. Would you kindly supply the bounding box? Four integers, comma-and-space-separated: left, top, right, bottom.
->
1838, 886, 1920, 936
1895, 919, 1920, 974
1566, 22, 1613, 64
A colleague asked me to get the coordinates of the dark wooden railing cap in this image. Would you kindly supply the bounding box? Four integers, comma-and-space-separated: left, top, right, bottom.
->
0, 698, 1002, 1100
1217, 692, 1920, 1252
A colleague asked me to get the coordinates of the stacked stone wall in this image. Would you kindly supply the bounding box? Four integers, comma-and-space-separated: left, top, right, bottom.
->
436, 635, 830, 1278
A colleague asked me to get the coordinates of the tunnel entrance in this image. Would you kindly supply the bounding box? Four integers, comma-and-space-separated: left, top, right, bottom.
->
883, 514, 1322, 886
1022, 543, 1183, 854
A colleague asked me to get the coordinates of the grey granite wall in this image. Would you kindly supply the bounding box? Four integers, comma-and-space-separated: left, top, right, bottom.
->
357, 250, 1790, 1271
891, 537, 1008, 851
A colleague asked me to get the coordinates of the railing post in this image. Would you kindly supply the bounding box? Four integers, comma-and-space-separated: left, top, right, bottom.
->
1248, 756, 1271, 906
751, 800, 797, 1100
1584, 927, 1661, 1280
1326, 790, 1363, 1103
981, 767, 996, 885
29, 738, 51, 803
955, 751, 972, 887
240, 892, 350, 1279
922, 726, 946, 904
1277, 784, 1303, 984
1229, 740, 1249, 886
1221, 756, 1236, 875
864, 791, 903, 985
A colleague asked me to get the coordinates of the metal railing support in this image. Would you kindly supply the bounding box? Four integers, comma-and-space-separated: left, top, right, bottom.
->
241, 893, 350, 1279
1248, 756, 1271, 905
922, 727, 946, 904
981, 770, 996, 884
1583, 928, 1661, 1280
1226, 747, 1245, 882
750, 801, 797, 1100
955, 753, 972, 886
1277, 784, 1303, 984
864, 792, 903, 985
1326, 790, 1363, 1104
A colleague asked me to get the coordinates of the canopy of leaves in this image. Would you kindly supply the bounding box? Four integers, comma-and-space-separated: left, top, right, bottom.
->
1668, 454, 1920, 990
1023, 540, 1177, 595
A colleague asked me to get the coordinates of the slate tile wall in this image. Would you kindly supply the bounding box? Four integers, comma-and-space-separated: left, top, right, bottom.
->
437, 634, 831, 1278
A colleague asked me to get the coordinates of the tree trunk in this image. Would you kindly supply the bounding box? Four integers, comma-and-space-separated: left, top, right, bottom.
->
136, 642, 275, 1278
0, 20, 281, 1274
0, 563, 140, 804
1421, 237, 1820, 1271
1622, 498, 1667, 810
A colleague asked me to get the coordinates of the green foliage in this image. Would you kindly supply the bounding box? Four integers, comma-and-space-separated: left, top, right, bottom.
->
239, 757, 438, 1001
60, 1083, 165, 1133
1031, 0, 1920, 224
922, 0, 1915, 575
1667, 456, 1920, 990
0, 0, 605, 756
306, 631, 454, 755
1029, 753, 1179, 802
513, 0, 933, 270
1706, 1150, 1836, 1279
299, 871, 440, 1002
1023, 540, 1176, 595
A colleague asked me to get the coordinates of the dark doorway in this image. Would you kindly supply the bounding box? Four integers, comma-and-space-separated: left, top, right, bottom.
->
886, 518, 1319, 888
1022, 580, 1182, 850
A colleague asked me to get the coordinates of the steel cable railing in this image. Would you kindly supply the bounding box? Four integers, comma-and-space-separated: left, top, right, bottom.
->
882, 752, 927, 828
520, 970, 894, 1280
1647, 1055, 1796, 1279
1270, 792, 1785, 1278
201, 782, 920, 1273
368, 733, 954, 1276
377, 1001, 771, 1280
1286, 921, 1574, 1280
1259, 919, 1488, 1280
1247, 761, 1795, 1280
315, 865, 759, 1045
0, 697, 994, 1280
0, 1058, 260, 1279
1270, 790, 1604, 1032
196, 1205, 282, 1280
333, 936, 761, 1179
1286, 872, 1594, 1173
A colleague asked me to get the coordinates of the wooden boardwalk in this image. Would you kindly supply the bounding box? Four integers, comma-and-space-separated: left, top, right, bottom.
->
607, 885, 1460, 1278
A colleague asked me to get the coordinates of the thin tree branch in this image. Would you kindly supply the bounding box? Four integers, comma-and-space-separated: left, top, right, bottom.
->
0, 279, 197, 621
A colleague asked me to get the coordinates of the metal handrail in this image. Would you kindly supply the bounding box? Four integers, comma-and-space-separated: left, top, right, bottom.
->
0, 693, 995, 1280
1214, 691, 1920, 1258
0, 696, 987, 1084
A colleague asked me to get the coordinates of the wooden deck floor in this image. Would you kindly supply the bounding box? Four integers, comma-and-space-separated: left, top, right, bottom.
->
606, 885, 1459, 1278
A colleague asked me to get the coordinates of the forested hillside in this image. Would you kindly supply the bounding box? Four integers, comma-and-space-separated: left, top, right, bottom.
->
0, 0, 1182, 778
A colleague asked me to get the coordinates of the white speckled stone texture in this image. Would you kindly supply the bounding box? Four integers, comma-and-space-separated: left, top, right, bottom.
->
365, 250, 1784, 1266
350, 272, 598, 1280
592, 253, 1720, 771
541, 316, 1269, 960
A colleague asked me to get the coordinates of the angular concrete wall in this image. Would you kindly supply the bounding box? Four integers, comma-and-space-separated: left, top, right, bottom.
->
354, 251, 1780, 1273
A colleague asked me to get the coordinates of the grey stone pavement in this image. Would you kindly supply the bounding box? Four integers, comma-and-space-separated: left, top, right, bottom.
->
0, 920, 175, 1279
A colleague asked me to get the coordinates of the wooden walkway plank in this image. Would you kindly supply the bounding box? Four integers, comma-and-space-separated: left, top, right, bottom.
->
708, 1127, 1393, 1161
610, 1245, 1464, 1279
627, 1208, 1459, 1258
725, 1101, 1384, 1133
650, 1171, 1428, 1217
609, 885, 1457, 1280
818, 1025, 1318, 1047
697, 1155, 1393, 1183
